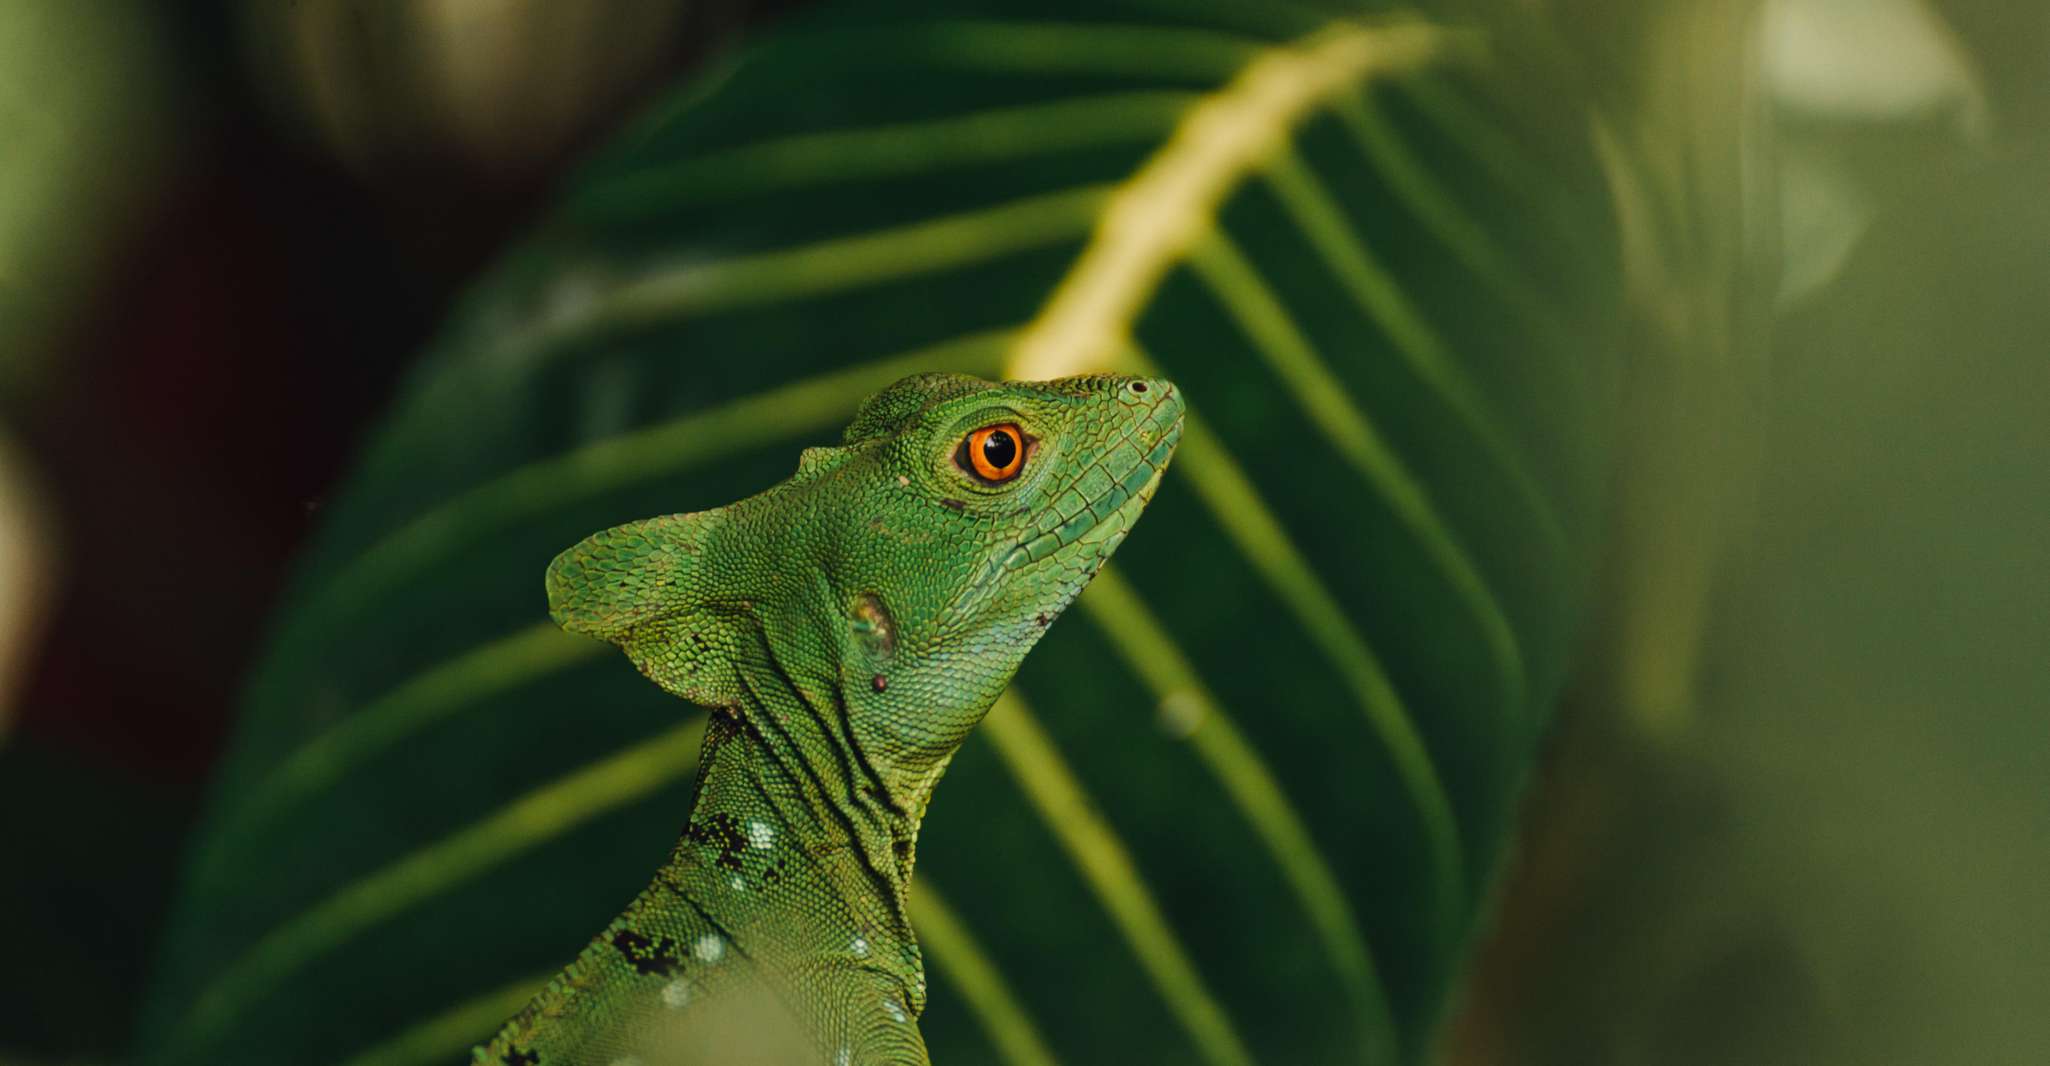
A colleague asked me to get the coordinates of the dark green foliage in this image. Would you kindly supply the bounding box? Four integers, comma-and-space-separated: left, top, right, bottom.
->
136, 2, 1621, 1063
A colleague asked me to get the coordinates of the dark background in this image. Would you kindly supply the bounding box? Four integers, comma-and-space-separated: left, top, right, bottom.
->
1, 2, 794, 1054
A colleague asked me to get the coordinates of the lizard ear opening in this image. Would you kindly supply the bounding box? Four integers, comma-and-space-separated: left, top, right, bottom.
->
545, 510, 740, 707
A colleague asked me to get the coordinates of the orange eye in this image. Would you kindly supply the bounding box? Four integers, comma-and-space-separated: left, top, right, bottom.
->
961, 423, 1026, 482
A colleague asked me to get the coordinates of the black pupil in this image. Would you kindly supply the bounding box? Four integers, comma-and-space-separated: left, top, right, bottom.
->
981, 429, 1018, 471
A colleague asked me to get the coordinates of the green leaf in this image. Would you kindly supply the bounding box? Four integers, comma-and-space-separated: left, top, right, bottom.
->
137, 3, 1621, 1064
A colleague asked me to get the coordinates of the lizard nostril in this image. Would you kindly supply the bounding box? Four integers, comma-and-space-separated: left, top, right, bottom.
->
1129, 381, 1148, 394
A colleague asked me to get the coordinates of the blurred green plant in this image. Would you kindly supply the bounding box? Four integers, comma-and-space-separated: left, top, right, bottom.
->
135, 2, 1626, 1064
239, 0, 733, 183
1461, 134, 2050, 1066
0, 0, 175, 401
1442, 6, 2050, 1066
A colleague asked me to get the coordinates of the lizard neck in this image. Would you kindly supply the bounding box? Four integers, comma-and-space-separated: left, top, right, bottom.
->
652, 647, 938, 1005
473, 661, 947, 1065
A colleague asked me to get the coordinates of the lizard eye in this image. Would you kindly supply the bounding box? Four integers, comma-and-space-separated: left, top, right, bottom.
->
958, 423, 1026, 483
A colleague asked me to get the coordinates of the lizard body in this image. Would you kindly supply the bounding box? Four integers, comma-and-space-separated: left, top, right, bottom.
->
475, 372, 1182, 1065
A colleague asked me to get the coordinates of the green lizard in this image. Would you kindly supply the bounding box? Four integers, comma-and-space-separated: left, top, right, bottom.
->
475, 371, 1183, 1066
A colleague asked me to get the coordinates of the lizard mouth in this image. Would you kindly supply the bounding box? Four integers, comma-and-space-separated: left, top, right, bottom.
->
993, 401, 1182, 596
1015, 406, 1180, 567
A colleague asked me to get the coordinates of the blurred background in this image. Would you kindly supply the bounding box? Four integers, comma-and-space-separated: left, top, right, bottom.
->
1, 1, 2044, 1064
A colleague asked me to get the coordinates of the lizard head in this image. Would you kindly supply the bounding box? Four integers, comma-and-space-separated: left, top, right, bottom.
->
546, 371, 1181, 788
827, 371, 1183, 767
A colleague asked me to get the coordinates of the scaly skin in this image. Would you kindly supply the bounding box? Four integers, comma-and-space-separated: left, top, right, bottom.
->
475, 372, 1183, 1066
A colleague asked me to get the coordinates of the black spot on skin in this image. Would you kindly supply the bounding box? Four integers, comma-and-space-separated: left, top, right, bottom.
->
939, 498, 966, 512
503, 1046, 541, 1065
1035, 614, 1050, 627
872, 674, 888, 693
684, 811, 751, 871
611, 928, 685, 976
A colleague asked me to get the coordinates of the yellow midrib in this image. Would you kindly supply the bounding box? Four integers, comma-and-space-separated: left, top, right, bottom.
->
1005, 19, 1455, 380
